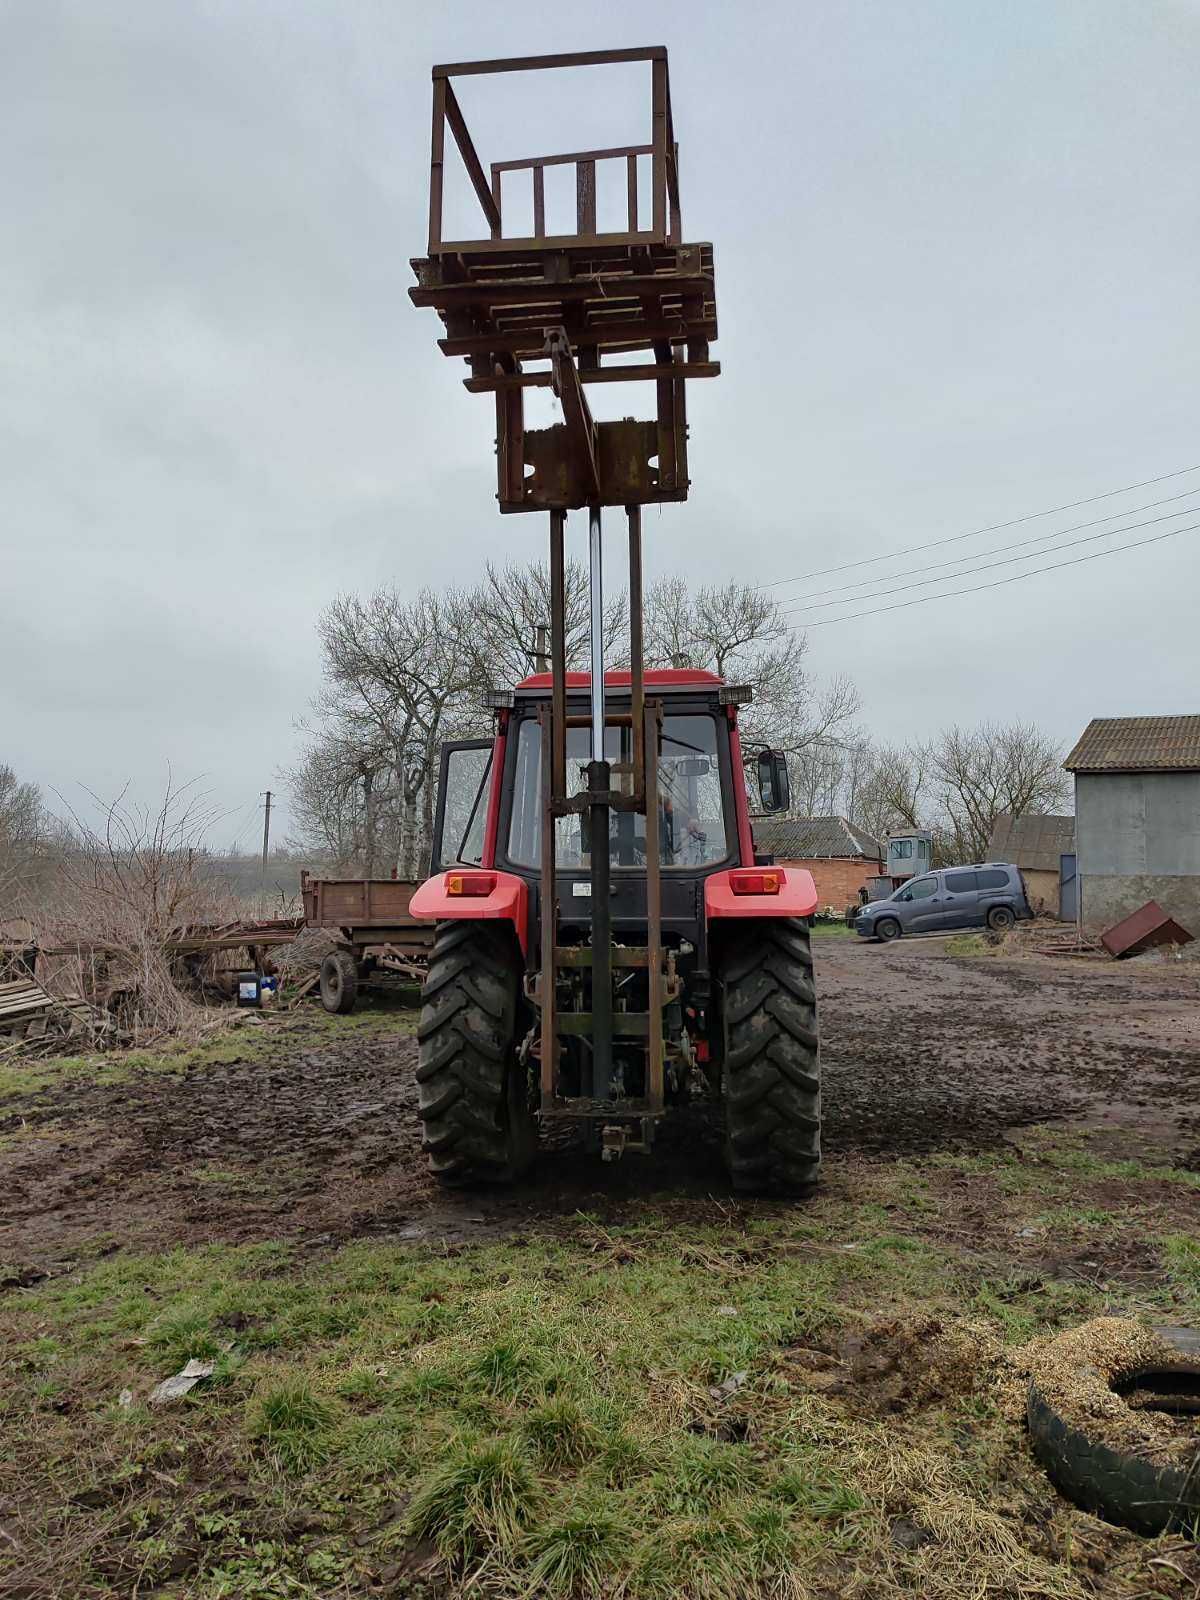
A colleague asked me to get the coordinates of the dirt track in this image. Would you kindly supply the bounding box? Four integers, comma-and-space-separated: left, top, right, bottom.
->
3, 938, 1198, 1271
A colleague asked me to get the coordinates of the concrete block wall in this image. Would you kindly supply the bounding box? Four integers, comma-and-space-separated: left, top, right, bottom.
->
1076, 770, 1200, 934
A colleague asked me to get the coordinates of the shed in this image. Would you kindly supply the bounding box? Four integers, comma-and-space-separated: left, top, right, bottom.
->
986, 813, 1075, 917
1063, 715, 1200, 935
751, 816, 884, 911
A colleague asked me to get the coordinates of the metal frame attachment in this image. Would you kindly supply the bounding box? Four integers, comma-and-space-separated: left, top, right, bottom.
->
410, 47, 717, 513
413, 47, 719, 1150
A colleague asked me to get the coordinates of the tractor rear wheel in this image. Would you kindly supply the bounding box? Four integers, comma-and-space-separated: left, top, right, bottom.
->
416, 922, 536, 1186
720, 918, 821, 1197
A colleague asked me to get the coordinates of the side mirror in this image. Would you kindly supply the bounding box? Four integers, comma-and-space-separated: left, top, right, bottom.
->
756, 750, 790, 814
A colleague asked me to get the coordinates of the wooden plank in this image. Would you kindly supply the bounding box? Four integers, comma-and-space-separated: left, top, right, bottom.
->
651, 56, 668, 239
575, 159, 596, 234
0, 998, 50, 1017
464, 361, 720, 393
433, 229, 659, 256
627, 152, 639, 231
443, 79, 502, 237
492, 143, 651, 175
409, 269, 709, 308
428, 75, 446, 253
533, 165, 545, 237
439, 319, 703, 357
433, 46, 665, 79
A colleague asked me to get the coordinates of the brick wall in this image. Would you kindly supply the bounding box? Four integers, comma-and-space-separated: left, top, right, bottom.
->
776, 856, 883, 911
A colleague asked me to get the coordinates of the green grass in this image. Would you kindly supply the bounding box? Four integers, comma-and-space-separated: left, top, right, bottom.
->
1163, 1233, 1200, 1314
3, 1159, 1190, 1600
809, 918, 856, 938
943, 932, 989, 957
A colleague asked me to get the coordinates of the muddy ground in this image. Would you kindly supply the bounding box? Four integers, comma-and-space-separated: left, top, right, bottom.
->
3, 937, 1199, 1273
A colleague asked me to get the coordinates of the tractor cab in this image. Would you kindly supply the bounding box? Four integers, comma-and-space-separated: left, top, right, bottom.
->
429, 670, 783, 964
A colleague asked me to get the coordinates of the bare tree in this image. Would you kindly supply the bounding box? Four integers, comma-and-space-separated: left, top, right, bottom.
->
41, 779, 236, 1041
315, 586, 484, 877
460, 558, 627, 689
643, 579, 861, 786
0, 763, 52, 911
853, 743, 926, 842
921, 721, 1069, 864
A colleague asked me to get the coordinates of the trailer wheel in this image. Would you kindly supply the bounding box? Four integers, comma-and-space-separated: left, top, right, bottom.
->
320, 950, 358, 1014
719, 918, 820, 1197
416, 922, 536, 1186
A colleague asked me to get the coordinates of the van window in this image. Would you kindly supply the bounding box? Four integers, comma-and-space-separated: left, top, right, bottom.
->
944, 871, 978, 894
977, 868, 1009, 890
904, 877, 937, 901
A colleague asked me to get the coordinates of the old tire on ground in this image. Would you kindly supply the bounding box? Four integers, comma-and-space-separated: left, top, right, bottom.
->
987, 905, 1016, 932
1028, 1325, 1200, 1535
416, 921, 536, 1187
319, 950, 358, 1015
876, 916, 901, 943
720, 918, 821, 1197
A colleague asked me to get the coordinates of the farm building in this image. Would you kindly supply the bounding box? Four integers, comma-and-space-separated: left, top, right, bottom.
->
1063, 715, 1200, 934
986, 813, 1075, 917
752, 816, 884, 910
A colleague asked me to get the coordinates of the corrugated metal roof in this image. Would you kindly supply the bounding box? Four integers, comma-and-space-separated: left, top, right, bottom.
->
987, 812, 1075, 872
752, 816, 884, 861
1064, 715, 1200, 773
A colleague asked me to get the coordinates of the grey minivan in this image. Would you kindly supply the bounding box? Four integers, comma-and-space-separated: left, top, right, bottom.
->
855, 862, 1031, 942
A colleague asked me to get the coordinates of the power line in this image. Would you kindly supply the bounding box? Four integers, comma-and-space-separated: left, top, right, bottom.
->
760, 462, 1200, 591
782, 503, 1200, 618
793, 519, 1200, 630
227, 799, 261, 852
782, 485, 1200, 607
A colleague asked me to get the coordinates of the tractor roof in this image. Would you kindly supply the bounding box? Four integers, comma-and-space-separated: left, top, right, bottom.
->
515, 669, 723, 695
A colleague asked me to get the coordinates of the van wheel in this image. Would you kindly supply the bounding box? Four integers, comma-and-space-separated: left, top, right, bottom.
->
987, 906, 1016, 932
876, 917, 901, 942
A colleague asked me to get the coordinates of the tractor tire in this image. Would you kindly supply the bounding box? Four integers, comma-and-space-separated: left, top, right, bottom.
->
416, 922, 536, 1187
720, 918, 821, 1197
320, 950, 358, 1014
987, 905, 1016, 932
1028, 1326, 1200, 1535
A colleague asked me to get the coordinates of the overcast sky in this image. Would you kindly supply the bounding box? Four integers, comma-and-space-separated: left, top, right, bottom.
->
4, 0, 1198, 848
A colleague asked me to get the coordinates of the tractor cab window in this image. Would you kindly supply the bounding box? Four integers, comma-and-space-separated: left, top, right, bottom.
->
507, 713, 730, 871
437, 743, 492, 868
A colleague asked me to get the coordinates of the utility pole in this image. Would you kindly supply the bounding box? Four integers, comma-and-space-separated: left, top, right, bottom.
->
261, 790, 273, 881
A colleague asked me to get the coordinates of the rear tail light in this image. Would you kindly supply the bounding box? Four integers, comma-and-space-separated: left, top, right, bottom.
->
446, 871, 496, 897
729, 869, 781, 895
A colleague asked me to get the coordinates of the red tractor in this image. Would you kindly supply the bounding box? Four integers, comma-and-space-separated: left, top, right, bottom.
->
407, 48, 818, 1191
410, 667, 821, 1195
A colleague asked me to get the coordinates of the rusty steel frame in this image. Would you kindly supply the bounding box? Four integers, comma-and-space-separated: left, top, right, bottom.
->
411, 46, 715, 514
534, 506, 668, 1128
414, 47, 716, 1148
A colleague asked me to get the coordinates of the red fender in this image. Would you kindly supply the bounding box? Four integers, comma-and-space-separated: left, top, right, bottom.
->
705, 866, 819, 922
410, 870, 529, 957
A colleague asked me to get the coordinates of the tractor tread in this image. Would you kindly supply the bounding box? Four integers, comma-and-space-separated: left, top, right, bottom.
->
416, 922, 536, 1186
720, 918, 821, 1196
